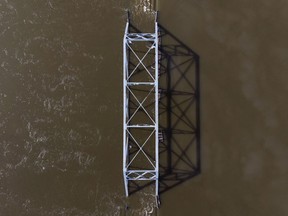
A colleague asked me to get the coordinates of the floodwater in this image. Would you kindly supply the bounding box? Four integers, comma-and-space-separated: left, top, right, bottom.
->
1, 0, 288, 215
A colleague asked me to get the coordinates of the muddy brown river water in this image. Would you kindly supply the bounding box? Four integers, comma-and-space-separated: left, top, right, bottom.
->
1, 0, 288, 215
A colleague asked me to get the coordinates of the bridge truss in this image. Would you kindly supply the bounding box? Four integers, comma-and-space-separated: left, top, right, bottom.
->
123, 13, 159, 198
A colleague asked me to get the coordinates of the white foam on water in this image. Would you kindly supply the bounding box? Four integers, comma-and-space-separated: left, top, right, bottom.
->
14, 156, 28, 169
134, 0, 154, 13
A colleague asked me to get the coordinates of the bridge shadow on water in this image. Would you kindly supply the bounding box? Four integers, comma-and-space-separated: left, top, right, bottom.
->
128, 24, 201, 198
157, 24, 200, 195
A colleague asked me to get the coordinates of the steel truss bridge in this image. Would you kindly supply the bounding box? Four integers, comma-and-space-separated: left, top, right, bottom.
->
123, 13, 160, 199
123, 12, 200, 205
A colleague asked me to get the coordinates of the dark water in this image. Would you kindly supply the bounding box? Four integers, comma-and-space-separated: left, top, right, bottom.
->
159, 0, 288, 216
1, 0, 288, 215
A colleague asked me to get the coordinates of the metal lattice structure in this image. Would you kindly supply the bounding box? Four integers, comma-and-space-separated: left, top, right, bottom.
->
123, 14, 159, 197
